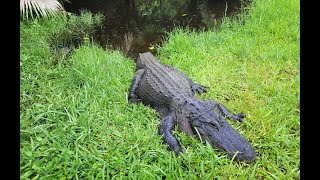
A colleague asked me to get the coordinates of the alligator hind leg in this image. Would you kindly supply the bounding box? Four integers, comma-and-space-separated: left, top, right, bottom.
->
205, 100, 246, 122
159, 115, 183, 155
164, 65, 208, 95
128, 69, 145, 104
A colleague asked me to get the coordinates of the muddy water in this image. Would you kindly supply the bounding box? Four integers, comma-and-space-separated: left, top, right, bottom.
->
64, 0, 249, 57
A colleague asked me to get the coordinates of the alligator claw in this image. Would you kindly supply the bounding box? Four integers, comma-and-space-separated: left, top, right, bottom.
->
174, 148, 183, 156
128, 98, 139, 104
232, 113, 246, 122
192, 84, 209, 95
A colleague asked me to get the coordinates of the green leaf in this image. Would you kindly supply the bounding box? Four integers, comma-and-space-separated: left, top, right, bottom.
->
25, 151, 33, 157
31, 175, 39, 180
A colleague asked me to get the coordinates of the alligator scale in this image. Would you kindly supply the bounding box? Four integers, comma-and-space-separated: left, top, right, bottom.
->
128, 52, 255, 163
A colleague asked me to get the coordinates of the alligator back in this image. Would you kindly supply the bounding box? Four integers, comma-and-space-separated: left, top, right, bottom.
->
136, 52, 193, 107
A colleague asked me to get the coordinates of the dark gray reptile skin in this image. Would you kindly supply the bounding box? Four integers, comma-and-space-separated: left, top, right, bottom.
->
128, 52, 255, 163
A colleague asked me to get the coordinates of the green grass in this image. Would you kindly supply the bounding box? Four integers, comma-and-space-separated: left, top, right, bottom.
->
20, 0, 300, 179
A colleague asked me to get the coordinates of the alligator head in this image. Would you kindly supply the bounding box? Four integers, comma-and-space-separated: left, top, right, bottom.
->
181, 98, 256, 163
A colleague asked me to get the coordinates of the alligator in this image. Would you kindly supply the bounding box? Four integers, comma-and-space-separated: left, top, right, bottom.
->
128, 52, 256, 163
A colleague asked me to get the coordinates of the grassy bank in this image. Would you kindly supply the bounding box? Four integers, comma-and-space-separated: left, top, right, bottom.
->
20, 0, 300, 179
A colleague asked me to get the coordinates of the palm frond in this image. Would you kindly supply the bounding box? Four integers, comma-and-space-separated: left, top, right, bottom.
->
20, 0, 68, 20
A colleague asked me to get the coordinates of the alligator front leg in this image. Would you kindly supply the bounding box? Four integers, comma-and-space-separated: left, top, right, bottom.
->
128, 69, 145, 104
205, 100, 246, 122
159, 115, 182, 155
164, 65, 208, 95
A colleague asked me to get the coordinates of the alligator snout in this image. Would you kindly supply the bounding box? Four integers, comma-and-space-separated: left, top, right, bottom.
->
231, 145, 256, 163
201, 119, 256, 163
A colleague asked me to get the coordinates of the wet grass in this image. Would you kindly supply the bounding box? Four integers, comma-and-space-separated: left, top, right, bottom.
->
20, 0, 300, 179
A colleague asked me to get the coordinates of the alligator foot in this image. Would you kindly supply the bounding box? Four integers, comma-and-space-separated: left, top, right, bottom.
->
191, 83, 209, 95
128, 98, 140, 104
232, 113, 246, 122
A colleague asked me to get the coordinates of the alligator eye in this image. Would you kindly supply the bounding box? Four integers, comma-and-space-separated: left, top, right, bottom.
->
208, 122, 218, 129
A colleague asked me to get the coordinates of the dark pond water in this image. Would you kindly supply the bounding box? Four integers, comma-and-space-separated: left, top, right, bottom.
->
64, 0, 249, 57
